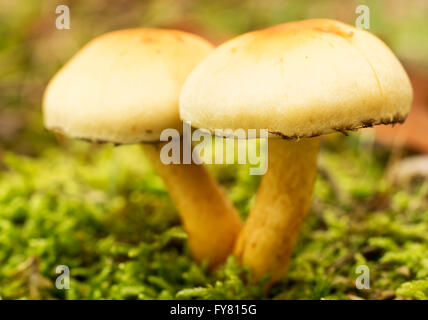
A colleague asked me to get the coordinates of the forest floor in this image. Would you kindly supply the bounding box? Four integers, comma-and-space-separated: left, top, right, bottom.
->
1, 134, 428, 300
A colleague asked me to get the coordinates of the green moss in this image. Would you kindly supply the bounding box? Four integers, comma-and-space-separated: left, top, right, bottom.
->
397, 280, 428, 300
0, 135, 427, 300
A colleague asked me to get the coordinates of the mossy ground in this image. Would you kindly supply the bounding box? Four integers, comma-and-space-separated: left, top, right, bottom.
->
1, 133, 427, 300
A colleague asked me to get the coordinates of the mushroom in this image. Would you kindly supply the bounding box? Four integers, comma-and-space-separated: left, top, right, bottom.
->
43, 29, 242, 267
179, 19, 413, 283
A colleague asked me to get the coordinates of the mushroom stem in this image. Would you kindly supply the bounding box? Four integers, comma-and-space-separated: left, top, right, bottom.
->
234, 137, 320, 284
141, 143, 242, 267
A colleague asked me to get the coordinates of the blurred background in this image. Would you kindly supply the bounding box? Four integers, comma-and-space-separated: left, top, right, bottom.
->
0, 0, 428, 300
1, 0, 428, 155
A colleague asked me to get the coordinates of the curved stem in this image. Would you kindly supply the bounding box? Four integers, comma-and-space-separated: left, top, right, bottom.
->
142, 143, 242, 267
234, 138, 320, 284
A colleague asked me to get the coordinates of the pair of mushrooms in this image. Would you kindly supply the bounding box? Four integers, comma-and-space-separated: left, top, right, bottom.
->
44, 19, 412, 285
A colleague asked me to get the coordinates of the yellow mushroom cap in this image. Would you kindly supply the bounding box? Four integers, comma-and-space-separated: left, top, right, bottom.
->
43, 29, 213, 144
179, 19, 413, 139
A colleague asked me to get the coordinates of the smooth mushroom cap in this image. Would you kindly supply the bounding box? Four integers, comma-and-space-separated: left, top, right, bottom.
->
180, 19, 413, 138
43, 29, 213, 144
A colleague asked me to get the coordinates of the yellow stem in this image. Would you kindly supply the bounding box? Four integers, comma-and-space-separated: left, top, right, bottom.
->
234, 137, 320, 284
142, 143, 242, 267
